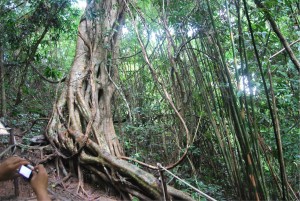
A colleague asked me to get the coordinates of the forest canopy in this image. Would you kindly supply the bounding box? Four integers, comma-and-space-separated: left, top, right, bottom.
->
0, 0, 299, 200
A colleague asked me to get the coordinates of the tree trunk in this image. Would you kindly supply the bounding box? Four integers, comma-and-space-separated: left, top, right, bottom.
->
47, 0, 193, 200
0, 45, 6, 117
48, 0, 125, 158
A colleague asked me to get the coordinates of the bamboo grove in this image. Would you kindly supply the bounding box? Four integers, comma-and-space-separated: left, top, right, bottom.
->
117, 0, 299, 200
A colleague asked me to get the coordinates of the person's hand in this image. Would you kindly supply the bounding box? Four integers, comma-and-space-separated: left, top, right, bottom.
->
30, 164, 51, 201
0, 156, 29, 181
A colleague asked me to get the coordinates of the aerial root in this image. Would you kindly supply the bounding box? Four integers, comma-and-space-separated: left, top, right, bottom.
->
103, 165, 127, 198
76, 165, 89, 197
53, 173, 71, 189
108, 138, 124, 157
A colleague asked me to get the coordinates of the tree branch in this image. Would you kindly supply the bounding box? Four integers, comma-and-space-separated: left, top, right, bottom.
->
255, 0, 300, 72
269, 39, 300, 60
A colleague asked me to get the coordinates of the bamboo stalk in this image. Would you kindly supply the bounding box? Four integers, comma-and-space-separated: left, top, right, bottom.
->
243, 0, 289, 199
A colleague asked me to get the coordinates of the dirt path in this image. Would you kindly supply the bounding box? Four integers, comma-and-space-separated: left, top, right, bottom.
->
0, 176, 119, 201
0, 142, 120, 201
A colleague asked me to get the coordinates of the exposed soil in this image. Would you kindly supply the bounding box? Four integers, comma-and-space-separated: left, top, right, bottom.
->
0, 134, 120, 201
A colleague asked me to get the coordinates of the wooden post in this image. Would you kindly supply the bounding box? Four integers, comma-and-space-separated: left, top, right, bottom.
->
5, 124, 18, 197
9, 131, 19, 197
157, 163, 170, 201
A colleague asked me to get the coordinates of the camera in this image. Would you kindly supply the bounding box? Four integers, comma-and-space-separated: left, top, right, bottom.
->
18, 164, 34, 180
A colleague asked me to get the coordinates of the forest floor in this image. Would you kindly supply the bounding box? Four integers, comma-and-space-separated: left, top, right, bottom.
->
0, 132, 120, 201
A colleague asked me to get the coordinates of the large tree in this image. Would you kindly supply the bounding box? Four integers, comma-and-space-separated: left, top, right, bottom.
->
47, 0, 193, 200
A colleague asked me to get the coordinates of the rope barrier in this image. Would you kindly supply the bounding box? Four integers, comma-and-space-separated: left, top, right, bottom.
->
157, 163, 217, 201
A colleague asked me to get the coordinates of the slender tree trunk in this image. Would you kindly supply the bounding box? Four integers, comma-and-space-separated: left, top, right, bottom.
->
0, 45, 6, 117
